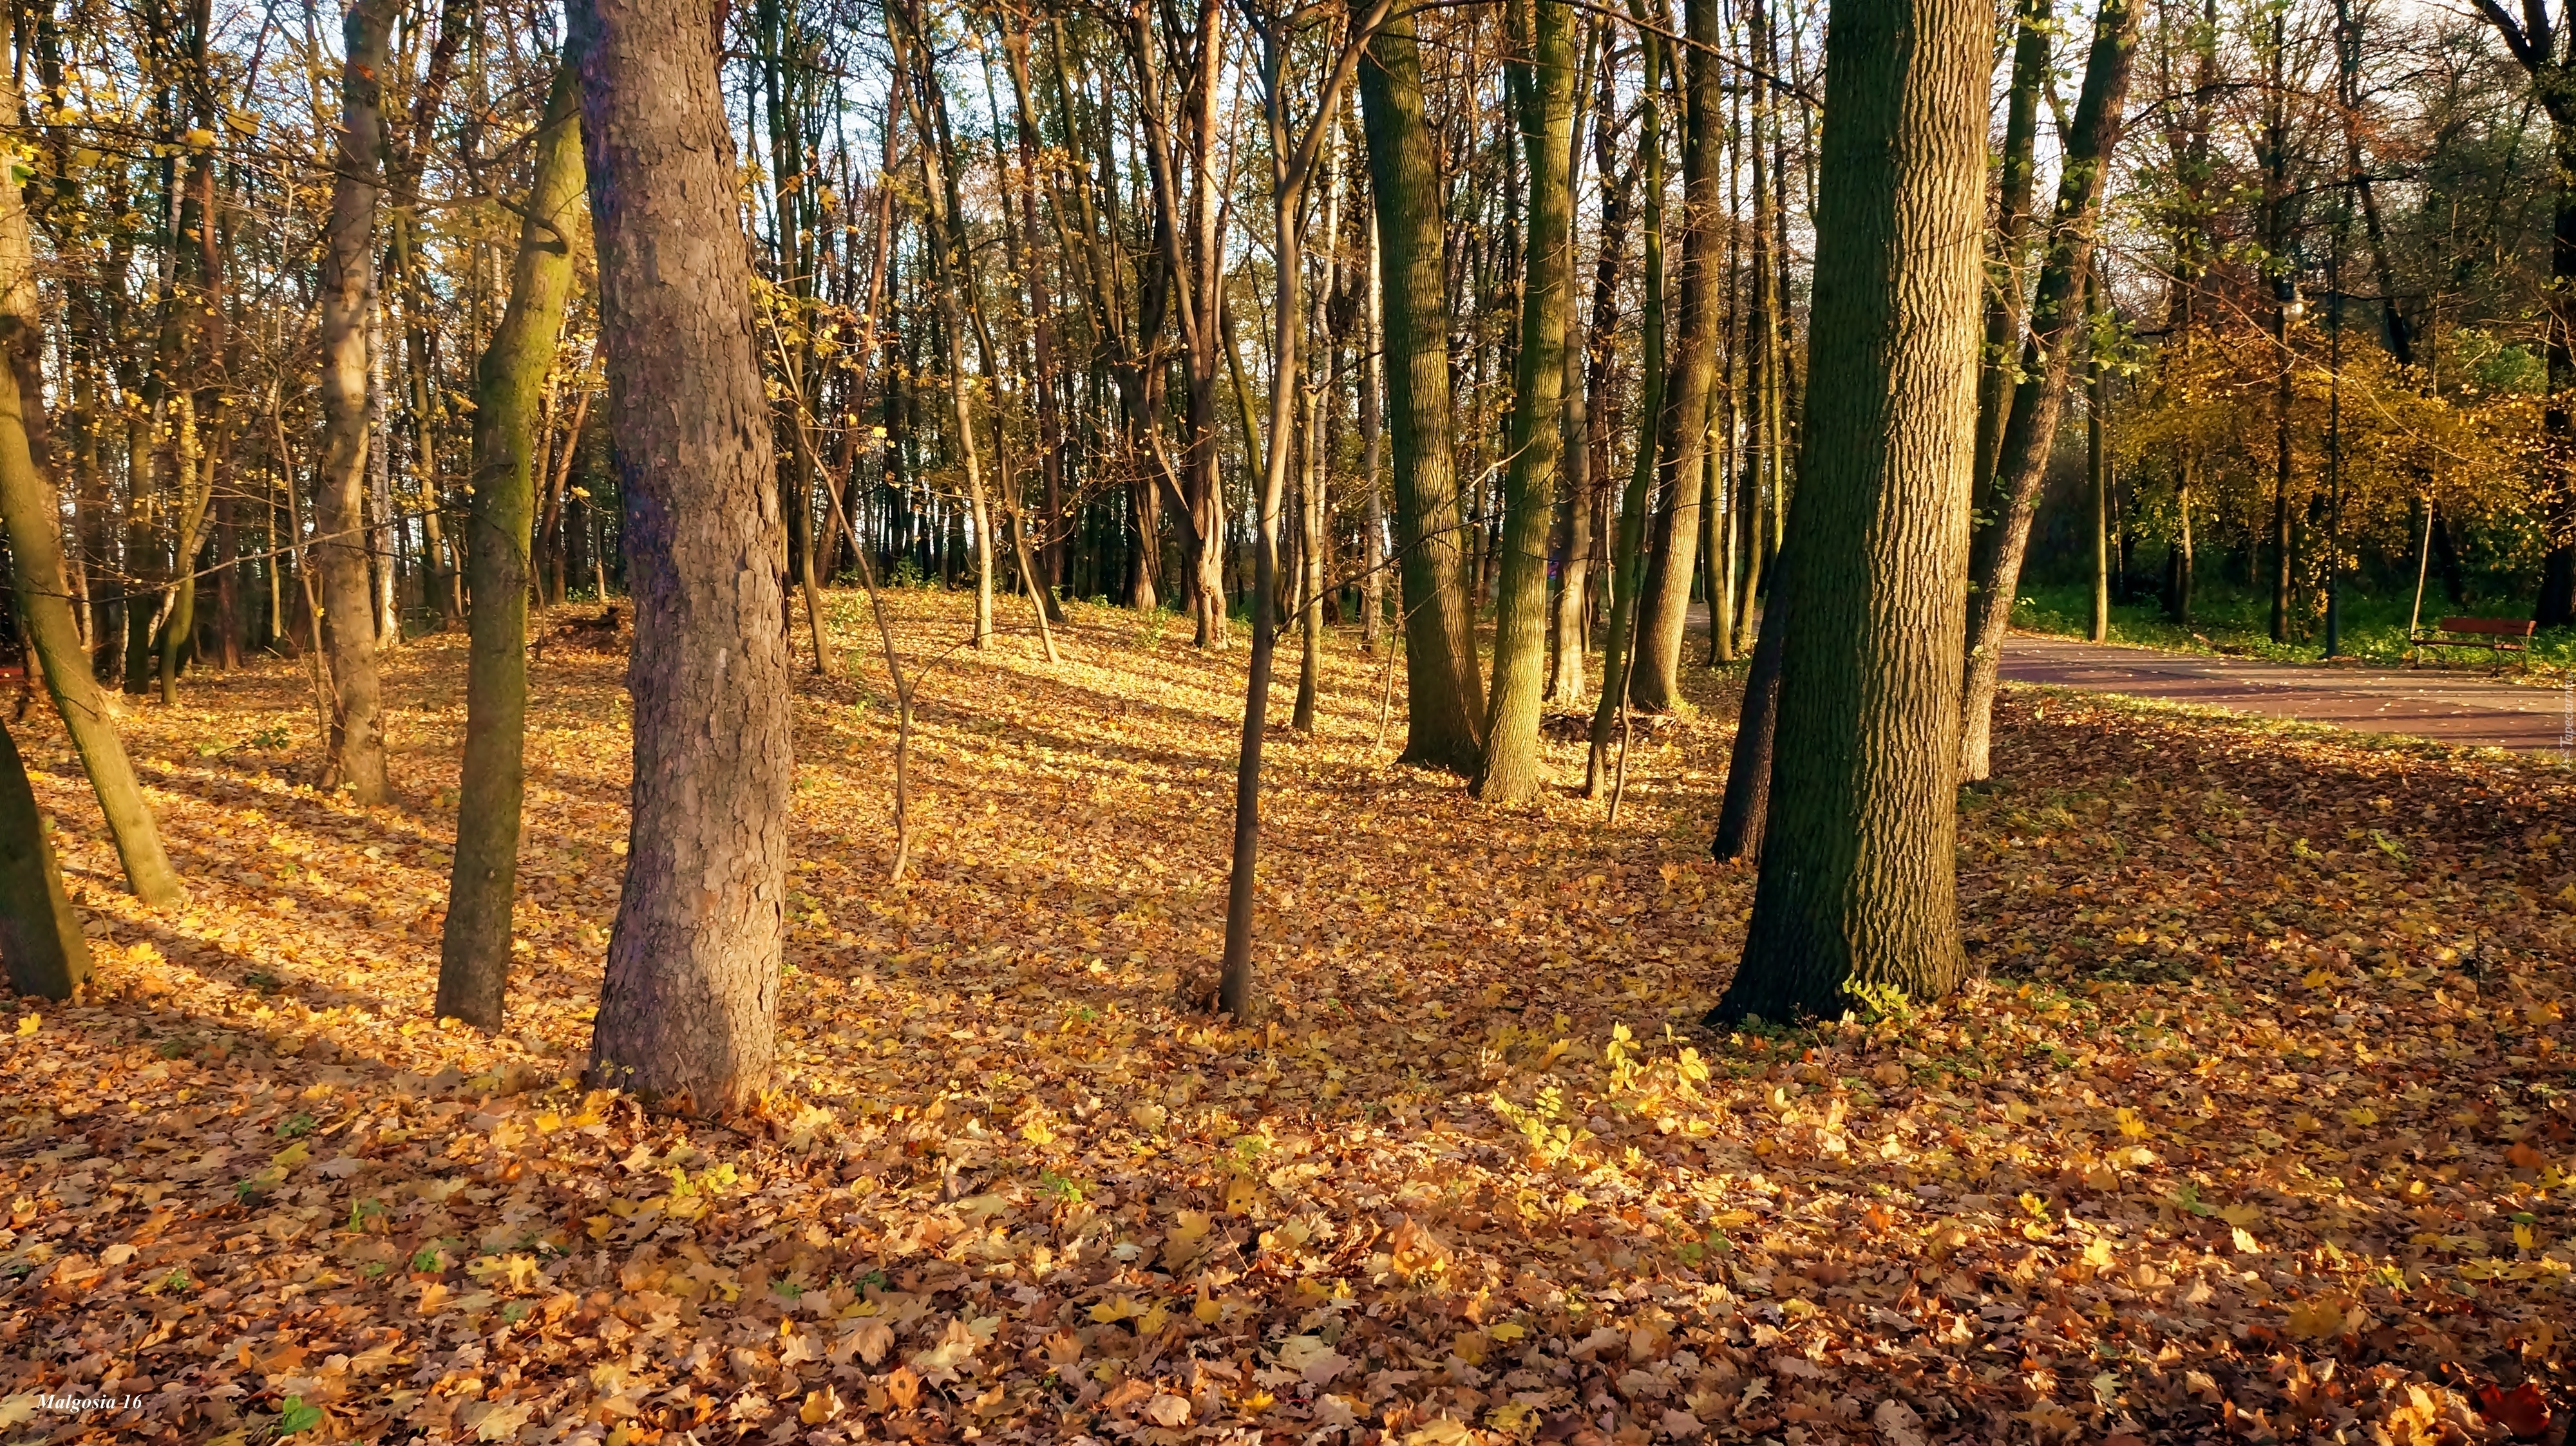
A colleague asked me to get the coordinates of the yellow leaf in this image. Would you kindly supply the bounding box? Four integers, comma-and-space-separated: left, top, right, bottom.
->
2082, 1238, 2116, 1268
14, 1015, 35, 1037
2231, 1226, 2261, 1254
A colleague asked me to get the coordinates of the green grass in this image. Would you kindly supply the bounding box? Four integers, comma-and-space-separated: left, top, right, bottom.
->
2009, 579, 2576, 675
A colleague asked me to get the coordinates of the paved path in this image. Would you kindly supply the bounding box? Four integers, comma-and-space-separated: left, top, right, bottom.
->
1998, 632, 2576, 757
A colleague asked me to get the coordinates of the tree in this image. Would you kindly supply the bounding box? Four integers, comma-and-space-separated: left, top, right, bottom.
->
314, 0, 397, 805
1585, 3, 1667, 797
1475, 0, 1577, 805
2469, 0, 2576, 625
1218, 0, 1390, 1020
0, 66, 180, 908
0, 711, 89, 1000
1359, 6, 1485, 774
1713, 0, 1989, 1023
437, 62, 588, 1032
1627, 0, 1723, 713
574, 0, 794, 1114
1958, 0, 2141, 782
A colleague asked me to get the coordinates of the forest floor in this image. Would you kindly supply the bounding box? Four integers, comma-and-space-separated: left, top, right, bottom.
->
4, 587, 2575, 1446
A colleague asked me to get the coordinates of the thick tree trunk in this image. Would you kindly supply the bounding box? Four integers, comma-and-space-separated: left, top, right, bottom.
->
316, 0, 397, 803
438, 64, 585, 1032
1476, 0, 1575, 805
1627, 0, 1723, 713
0, 68, 182, 907
1360, 9, 1484, 774
1958, 0, 2137, 782
1714, 0, 1986, 1023
0, 713, 89, 999
575, 0, 792, 1115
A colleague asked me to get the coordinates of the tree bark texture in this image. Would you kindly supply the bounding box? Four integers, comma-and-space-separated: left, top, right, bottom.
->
574, 0, 792, 1115
1716, 0, 1987, 1023
439, 63, 587, 1032
315, 0, 397, 804
1361, 12, 1486, 775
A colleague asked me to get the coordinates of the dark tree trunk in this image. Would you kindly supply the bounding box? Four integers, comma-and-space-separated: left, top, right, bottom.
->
574, 0, 792, 1115
0, 712, 89, 999
1712, 563, 1788, 863
1714, 0, 1987, 1024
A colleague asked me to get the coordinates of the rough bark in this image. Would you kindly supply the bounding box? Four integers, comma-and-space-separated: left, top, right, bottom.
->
1359, 8, 1484, 774
438, 63, 586, 1032
1714, 0, 1987, 1022
1476, 0, 1575, 805
314, 0, 397, 804
575, 0, 792, 1114
1958, 0, 2137, 782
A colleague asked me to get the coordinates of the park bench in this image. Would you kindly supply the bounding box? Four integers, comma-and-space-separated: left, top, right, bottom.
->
2407, 615, 2535, 668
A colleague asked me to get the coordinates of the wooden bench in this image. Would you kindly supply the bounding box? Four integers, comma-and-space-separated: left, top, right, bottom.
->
2407, 615, 2535, 668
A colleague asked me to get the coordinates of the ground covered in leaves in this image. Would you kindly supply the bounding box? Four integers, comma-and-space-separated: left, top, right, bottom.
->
4, 590, 2574, 1446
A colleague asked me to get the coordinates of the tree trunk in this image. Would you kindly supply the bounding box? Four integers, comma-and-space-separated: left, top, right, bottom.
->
1548, 20, 1614, 702
2088, 260, 2112, 643
892, 10, 996, 650
1359, 8, 1484, 774
0, 712, 89, 999
438, 63, 585, 1032
574, 0, 792, 1115
1359, 215, 1387, 652
1627, 0, 1723, 713
1714, 0, 1987, 1023
1958, 0, 2137, 782
1475, 0, 1575, 805
1712, 561, 1788, 862
2538, 113, 2576, 626
1584, 6, 1665, 797
1969, 0, 2053, 501
1293, 128, 1347, 733
316, 0, 397, 803
0, 66, 182, 907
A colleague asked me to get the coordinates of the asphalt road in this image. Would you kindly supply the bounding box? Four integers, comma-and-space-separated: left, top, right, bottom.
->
1997, 633, 2576, 758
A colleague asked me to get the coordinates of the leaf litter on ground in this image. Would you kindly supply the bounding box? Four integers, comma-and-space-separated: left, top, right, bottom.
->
1, 590, 2571, 1445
